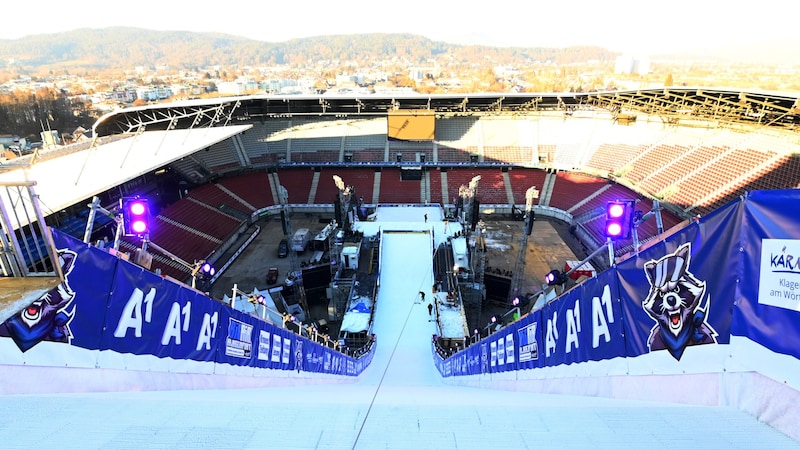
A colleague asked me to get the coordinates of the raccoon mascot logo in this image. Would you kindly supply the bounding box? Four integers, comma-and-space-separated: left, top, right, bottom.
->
642, 243, 717, 360
0, 249, 77, 352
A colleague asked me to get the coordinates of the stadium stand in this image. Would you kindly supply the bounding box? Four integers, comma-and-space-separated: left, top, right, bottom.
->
252, 120, 291, 164
168, 155, 210, 184
238, 120, 269, 151
376, 168, 422, 203
436, 145, 473, 163
507, 168, 548, 205
117, 239, 190, 281
480, 117, 536, 165
585, 143, 647, 174
187, 182, 256, 214
547, 172, 609, 211
568, 182, 633, 218
436, 117, 480, 143
668, 147, 777, 209
629, 142, 691, 186
215, 171, 275, 210
387, 140, 434, 163
548, 118, 609, 169
483, 146, 534, 165
537, 144, 556, 164
317, 167, 376, 204
343, 118, 387, 156
152, 110, 711, 255
192, 140, 241, 173
288, 118, 347, 161
706, 153, 800, 214
143, 218, 220, 264
428, 168, 446, 204
158, 199, 242, 241
643, 144, 724, 195
352, 147, 386, 163
41, 104, 795, 280
436, 117, 482, 163
445, 168, 510, 205
273, 167, 316, 203
291, 149, 342, 163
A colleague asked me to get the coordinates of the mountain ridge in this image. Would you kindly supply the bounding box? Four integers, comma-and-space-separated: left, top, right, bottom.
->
2, 27, 796, 77
0, 27, 620, 72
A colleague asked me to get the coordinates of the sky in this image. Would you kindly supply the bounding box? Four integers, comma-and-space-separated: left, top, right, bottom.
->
4, 0, 797, 56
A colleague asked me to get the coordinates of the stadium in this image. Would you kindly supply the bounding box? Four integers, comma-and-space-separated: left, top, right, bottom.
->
1, 88, 800, 448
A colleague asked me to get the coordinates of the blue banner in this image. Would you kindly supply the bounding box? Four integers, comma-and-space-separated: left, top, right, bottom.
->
434, 338, 481, 376
515, 309, 544, 371
734, 189, 800, 360
1, 229, 371, 378
540, 268, 626, 367
439, 191, 800, 377
215, 306, 262, 367
101, 262, 221, 362
48, 235, 115, 352
300, 339, 328, 373
617, 200, 739, 361
486, 326, 517, 373
0, 236, 113, 355
253, 326, 280, 370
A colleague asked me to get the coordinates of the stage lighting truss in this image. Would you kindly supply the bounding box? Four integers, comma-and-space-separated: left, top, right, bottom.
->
605, 199, 635, 240
120, 196, 151, 238
545, 269, 567, 286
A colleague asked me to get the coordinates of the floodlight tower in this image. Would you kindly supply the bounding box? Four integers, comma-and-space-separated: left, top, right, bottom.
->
458, 174, 481, 238
472, 220, 487, 287
278, 185, 308, 319
333, 175, 356, 235
466, 175, 481, 231
508, 186, 539, 305
451, 175, 483, 327
456, 176, 481, 281
331, 176, 345, 276
331, 175, 357, 320
469, 218, 488, 328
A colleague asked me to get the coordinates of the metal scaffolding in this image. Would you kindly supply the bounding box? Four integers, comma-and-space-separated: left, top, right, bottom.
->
277, 185, 309, 321
509, 186, 539, 304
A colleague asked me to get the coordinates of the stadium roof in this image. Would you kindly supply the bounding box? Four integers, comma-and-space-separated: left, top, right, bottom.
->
5, 87, 798, 225
92, 88, 800, 136
0, 125, 250, 224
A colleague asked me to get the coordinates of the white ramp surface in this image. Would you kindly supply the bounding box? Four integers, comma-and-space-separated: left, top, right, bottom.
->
365, 231, 439, 387
0, 231, 798, 449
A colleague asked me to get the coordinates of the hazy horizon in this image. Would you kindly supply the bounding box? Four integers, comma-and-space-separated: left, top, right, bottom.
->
4, 0, 798, 57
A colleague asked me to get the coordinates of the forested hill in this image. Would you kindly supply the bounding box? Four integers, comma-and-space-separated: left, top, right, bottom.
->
0, 27, 618, 72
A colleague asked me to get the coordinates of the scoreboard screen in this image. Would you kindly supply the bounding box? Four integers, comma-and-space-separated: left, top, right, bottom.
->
387, 110, 435, 141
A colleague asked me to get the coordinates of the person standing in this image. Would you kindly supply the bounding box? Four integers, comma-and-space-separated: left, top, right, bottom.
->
427, 302, 433, 316
424, 213, 428, 223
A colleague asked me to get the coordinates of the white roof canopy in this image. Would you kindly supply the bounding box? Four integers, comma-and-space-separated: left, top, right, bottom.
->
0, 125, 250, 226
